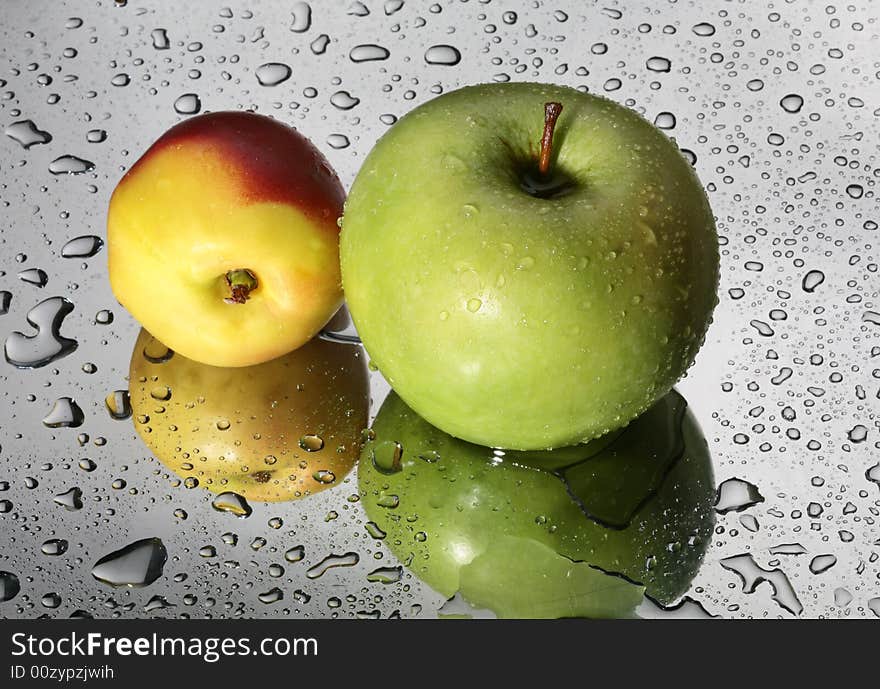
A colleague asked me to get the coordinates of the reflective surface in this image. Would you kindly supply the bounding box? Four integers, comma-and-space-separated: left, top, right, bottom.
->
0, 1, 878, 618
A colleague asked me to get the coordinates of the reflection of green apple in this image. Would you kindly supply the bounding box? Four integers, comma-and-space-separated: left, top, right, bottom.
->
341, 82, 719, 450
358, 390, 715, 618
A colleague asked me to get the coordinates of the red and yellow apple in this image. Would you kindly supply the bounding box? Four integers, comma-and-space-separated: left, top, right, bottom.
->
128, 328, 369, 502
109, 111, 345, 367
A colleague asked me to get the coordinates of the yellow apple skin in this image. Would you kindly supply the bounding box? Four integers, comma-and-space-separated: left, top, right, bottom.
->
109, 112, 345, 367
128, 328, 369, 502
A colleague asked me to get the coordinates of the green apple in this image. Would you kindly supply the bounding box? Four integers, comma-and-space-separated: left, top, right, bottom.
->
358, 389, 715, 618
341, 82, 719, 450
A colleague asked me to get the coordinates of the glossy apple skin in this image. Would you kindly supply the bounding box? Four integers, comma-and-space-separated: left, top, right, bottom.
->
129, 328, 369, 502
109, 112, 346, 367
341, 82, 719, 450
358, 390, 715, 618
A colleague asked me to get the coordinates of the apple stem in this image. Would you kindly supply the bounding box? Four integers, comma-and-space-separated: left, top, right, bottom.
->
224, 269, 258, 304
538, 101, 563, 176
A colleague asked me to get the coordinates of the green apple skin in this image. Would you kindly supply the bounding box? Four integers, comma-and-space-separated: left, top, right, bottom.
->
341, 82, 719, 450
358, 389, 715, 618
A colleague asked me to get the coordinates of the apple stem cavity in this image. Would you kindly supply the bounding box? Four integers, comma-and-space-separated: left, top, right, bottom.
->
538, 101, 563, 176
224, 269, 258, 304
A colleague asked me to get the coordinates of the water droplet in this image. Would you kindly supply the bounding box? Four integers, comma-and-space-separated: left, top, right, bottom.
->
780, 94, 804, 113
18, 268, 48, 287
846, 425, 867, 443
41, 593, 62, 609
258, 587, 284, 604
173, 93, 201, 115
299, 434, 324, 452
86, 129, 107, 143
714, 478, 764, 513
151, 28, 170, 50
750, 319, 774, 337
425, 45, 461, 66
370, 440, 403, 475
720, 554, 803, 615
42, 397, 85, 428
365, 521, 387, 539
845, 184, 864, 199
802, 270, 825, 292
310, 34, 330, 55
834, 588, 853, 607
5, 120, 52, 148
384, 0, 404, 15
809, 554, 837, 574
41, 539, 69, 556
312, 469, 336, 484
646, 56, 671, 73
91, 538, 167, 588
306, 552, 360, 579
768, 543, 807, 556
692, 22, 716, 36
211, 492, 253, 518
285, 546, 305, 563
290, 2, 312, 32
149, 385, 171, 401
0, 291, 10, 315
4, 297, 78, 368
0, 572, 21, 602
49, 155, 94, 175
865, 463, 880, 491
863, 311, 880, 326
144, 595, 174, 612
349, 44, 390, 63
255, 63, 292, 86
53, 487, 83, 511
95, 309, 114, 325
105, 390, 132, 420
61, 235, 103, 258
142, 339, 173, 363
366, 566, 402, 584
653, 112, 676, 129
330, 90, 360, 110
111, 73, 130, 87
604, 78, 622, 91
326, 133, 350, 149
466, 298, 482, 313
376, 492, 399, 508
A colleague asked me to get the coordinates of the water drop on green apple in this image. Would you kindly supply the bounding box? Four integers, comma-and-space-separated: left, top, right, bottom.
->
371, 440, 403, 474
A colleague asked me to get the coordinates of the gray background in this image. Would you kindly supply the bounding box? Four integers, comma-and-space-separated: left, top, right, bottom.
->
0, 0, 878, 618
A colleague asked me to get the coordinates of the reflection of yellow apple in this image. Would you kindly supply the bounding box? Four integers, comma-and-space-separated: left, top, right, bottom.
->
128, 328, 369, 501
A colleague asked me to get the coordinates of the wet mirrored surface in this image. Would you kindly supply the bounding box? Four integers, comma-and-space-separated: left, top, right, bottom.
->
1, 1, 878, 618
